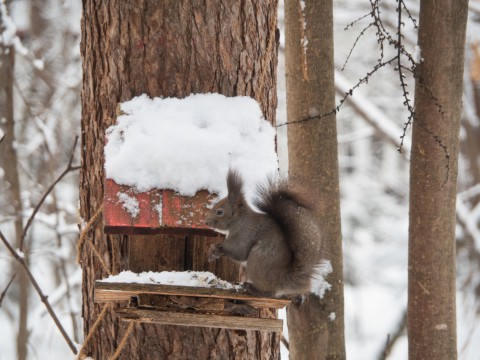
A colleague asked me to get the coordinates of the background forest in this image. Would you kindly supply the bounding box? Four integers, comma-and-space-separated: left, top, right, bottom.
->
1, 0, 479, 359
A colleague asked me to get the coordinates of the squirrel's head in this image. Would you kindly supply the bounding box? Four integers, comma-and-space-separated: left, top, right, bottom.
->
205, 170, 246, 232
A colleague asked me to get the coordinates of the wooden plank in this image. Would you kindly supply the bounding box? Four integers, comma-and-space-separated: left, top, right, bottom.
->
136, 294, 260, 317
94, 281, 290, 308
137, 294, 226, 312
103, 178, 218, 236
116, 308, 284, 332
129, 234, 187, 273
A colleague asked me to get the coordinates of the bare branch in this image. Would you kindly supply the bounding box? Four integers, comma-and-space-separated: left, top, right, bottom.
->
277, 56, 397, 128
400, 0, 418, 30
0, 274, 16, 307
341, 22, 375, 71
20, 136, 80, 249
0, 229, 77, 355
278, 0, 419, 132
377, 309, 407, 360
395, 0, 415, 151
380, 334, 391, 360
334, 70, 411, 156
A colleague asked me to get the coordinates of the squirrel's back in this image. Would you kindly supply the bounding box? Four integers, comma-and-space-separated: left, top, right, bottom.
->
253, 179, 324, 286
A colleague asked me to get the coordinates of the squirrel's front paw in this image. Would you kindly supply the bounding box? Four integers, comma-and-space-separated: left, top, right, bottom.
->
242, 282, 273, 297
208, 244, 223, 261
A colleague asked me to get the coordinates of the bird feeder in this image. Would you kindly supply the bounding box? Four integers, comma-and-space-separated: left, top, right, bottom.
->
102, 93, 278, 237
98, 94, 284, 333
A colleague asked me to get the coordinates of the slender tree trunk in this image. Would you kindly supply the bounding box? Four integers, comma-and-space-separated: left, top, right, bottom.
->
461, 44, 480, 198
408, 1, 469, 359
284, 0, 345, 359
0, 37, 29, 360
80, 1, 279, 359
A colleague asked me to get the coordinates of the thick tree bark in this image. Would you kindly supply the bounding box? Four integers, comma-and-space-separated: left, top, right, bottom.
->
80, 1, 279, 359
408, 1, 469, 359
284, 0, 345, 359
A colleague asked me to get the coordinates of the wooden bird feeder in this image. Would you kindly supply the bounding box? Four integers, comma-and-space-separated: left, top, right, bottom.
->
103, 94, 277, 238
100, 95, 283, 333
103, 99, 221, 237
94, 281, 290, 332
103, 178, 217, 236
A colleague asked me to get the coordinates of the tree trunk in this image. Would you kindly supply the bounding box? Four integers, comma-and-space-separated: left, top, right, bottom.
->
408, 1, 468, 359
0, 37, 30, 360
284, 0, 345, 359
80, 1, 279, 359
461, 44, 480, 199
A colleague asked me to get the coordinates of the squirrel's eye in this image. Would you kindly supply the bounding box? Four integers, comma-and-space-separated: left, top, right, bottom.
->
216, 209, 224, 217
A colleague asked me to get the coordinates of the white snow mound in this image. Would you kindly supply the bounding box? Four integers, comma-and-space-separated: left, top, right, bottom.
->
100, 270, 241, 290
104, 93, 278, 199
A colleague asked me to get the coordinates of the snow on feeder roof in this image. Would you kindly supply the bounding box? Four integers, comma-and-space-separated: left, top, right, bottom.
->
103, 93, 278, 235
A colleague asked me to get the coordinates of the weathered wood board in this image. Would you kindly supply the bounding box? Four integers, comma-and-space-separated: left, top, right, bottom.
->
94, 281, 289, 332
103, 178, 218, 236
117, 308, 283, 332
94, 281, 291, 309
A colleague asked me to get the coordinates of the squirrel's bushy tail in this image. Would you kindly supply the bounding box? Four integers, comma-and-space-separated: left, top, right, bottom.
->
253, 178, 324, 290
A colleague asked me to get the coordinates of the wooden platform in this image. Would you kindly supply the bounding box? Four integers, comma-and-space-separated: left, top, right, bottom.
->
94, 281, 290, 332
116, 308, 283, 332
103, 178, 218, 236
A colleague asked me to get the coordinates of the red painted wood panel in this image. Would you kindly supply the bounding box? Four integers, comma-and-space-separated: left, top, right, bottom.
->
104, 178, 218, 236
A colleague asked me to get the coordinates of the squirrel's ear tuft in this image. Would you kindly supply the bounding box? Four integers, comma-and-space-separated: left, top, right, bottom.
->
227, 169, 244, 211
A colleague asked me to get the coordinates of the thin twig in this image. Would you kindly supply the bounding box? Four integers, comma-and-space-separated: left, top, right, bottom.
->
20, 136, 80, 249
380, 334, 391, 360
342, 23, 374, 71
377, 309, 407, 360
281, 335, 290, 351
395, 0, 414, 152
0, 274, 16, 307
277, 56, 398, 128
0, 229, 77, 355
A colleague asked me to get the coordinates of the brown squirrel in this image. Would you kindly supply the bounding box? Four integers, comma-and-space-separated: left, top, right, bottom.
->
205, 170, 327, 297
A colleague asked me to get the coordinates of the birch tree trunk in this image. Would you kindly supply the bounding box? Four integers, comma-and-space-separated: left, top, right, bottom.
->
408, 1, 469, 359
80, 1, 279, 359
284, 0, 345, 359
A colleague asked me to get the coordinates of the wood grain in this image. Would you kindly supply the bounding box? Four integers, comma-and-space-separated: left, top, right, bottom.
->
116, 308, 283, 332
94, 281, 290, 309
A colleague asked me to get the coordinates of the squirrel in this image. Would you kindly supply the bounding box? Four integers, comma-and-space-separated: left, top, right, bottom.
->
205, 169, 327, 298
